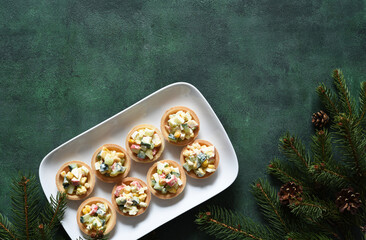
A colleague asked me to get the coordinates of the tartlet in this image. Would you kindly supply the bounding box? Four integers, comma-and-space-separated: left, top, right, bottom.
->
56, 161, 95, 200
160, 106, 200, 146
91, 144, 131, 183
111, 177, 151, 217
125, 124, 165, 163
77, 197, 116, 236
147, 160, 186, 199
180, 139, 219, 179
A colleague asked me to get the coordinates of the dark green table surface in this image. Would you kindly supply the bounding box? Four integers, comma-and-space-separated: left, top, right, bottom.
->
1, 1, 366, 239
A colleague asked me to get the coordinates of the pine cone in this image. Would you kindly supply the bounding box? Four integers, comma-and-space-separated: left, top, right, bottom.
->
278, 182, 303, 205
335, 187, 362, 214
312, 110, 329, 129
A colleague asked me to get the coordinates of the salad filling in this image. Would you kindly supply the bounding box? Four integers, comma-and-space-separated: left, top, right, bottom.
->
94, 147, 126, 177
150, 162, 183, 194
182, 142, 216, 177
165, 110, 198, 142
80, 202, 111, 232
114, 181, 148, 215
60, 164, 90, 195
129, 128, 162, 160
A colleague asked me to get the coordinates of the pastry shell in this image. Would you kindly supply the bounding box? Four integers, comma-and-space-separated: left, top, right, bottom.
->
76, 197, 116, 236
55, 160, 95, 200
111, 177, 151, 217
91, 144, 131, 183
147, 160, 186, 199
160, 106, 200, 146
180, 139, 219, 179
125, 124, 165, 163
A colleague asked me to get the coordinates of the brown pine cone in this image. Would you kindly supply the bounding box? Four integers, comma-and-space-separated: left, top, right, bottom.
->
312, 110, 329, 129
278, 182, 303, 205
335, 187, 362, 214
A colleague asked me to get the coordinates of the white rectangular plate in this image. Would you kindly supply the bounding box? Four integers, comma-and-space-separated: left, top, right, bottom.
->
39, 82, 239, 239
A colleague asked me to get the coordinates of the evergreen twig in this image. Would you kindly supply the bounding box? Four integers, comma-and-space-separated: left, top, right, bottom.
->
280, 133, 310, 171
316, 84, 340, 118
267, 159, 303, 186
195, 206, 274, 240
0, 213, 18, 240
251, 180, 289, 235
1, 173, 67, 240
332, 69, 355, 116
333, 114, 366, 178
356, 82, 366, 126
11, 173, 40, 240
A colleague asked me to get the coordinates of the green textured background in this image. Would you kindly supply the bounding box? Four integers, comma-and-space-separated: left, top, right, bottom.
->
1, 0, 366, 239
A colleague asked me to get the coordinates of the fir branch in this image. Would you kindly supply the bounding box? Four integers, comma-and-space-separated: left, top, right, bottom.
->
280, 133, 310, 170
251, 180, 289, 235
311, 130, 333, 164
11, 173, 40, 240
267, 159, 304, 186
290, 201, 327, 220
0, 212, 18, 240
311, 165, 350, 189
286, 231, 333, 240
316, 84, 340, 118
34, 223, 52, 240
333, 114, 366, 178
332, 69, 355, 116
41, 191, 67, 230
357, 82, 366, 126
305, 218, 342, 240
195, 206, 274, 240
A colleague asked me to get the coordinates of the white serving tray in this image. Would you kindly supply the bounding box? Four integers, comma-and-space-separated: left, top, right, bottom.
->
39, 82, 239, 239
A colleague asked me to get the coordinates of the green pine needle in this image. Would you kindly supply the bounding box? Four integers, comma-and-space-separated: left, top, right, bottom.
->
289, 200, 327, 220
332, 114, 366, 179
251, 179, 289, 235
356, 82, 366, 126
311, 130, 333, 165
267, 158, 304, 186
286, 231, 333, 240
0, 212, 18, 240
316, 83, 340, 118
10, 173, 40, 240
1, 173, 67, 240
279, 133, 311, 172
332, 69, 356, 117
195, 206, 274, 240
41, 191, 67, 230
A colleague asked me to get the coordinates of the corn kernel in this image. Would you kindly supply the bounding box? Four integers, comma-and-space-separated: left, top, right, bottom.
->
60, 171, 66, 177
117, 152, 125, 158
66, 172, 74, 180
168, 187, 177, 193
202, 160, 208, 168
193, 161, 198, 169
133, 193, 138, 197
82, 206, 90, 215
80, 177, 87, 185
139, 194, 147, 202
85, 183, 90, 189
163, 167, 171, 175
128, 139, 135, 144
208, 164, 215, 169
174, 129, 181, 139
159, 179, 165, 185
